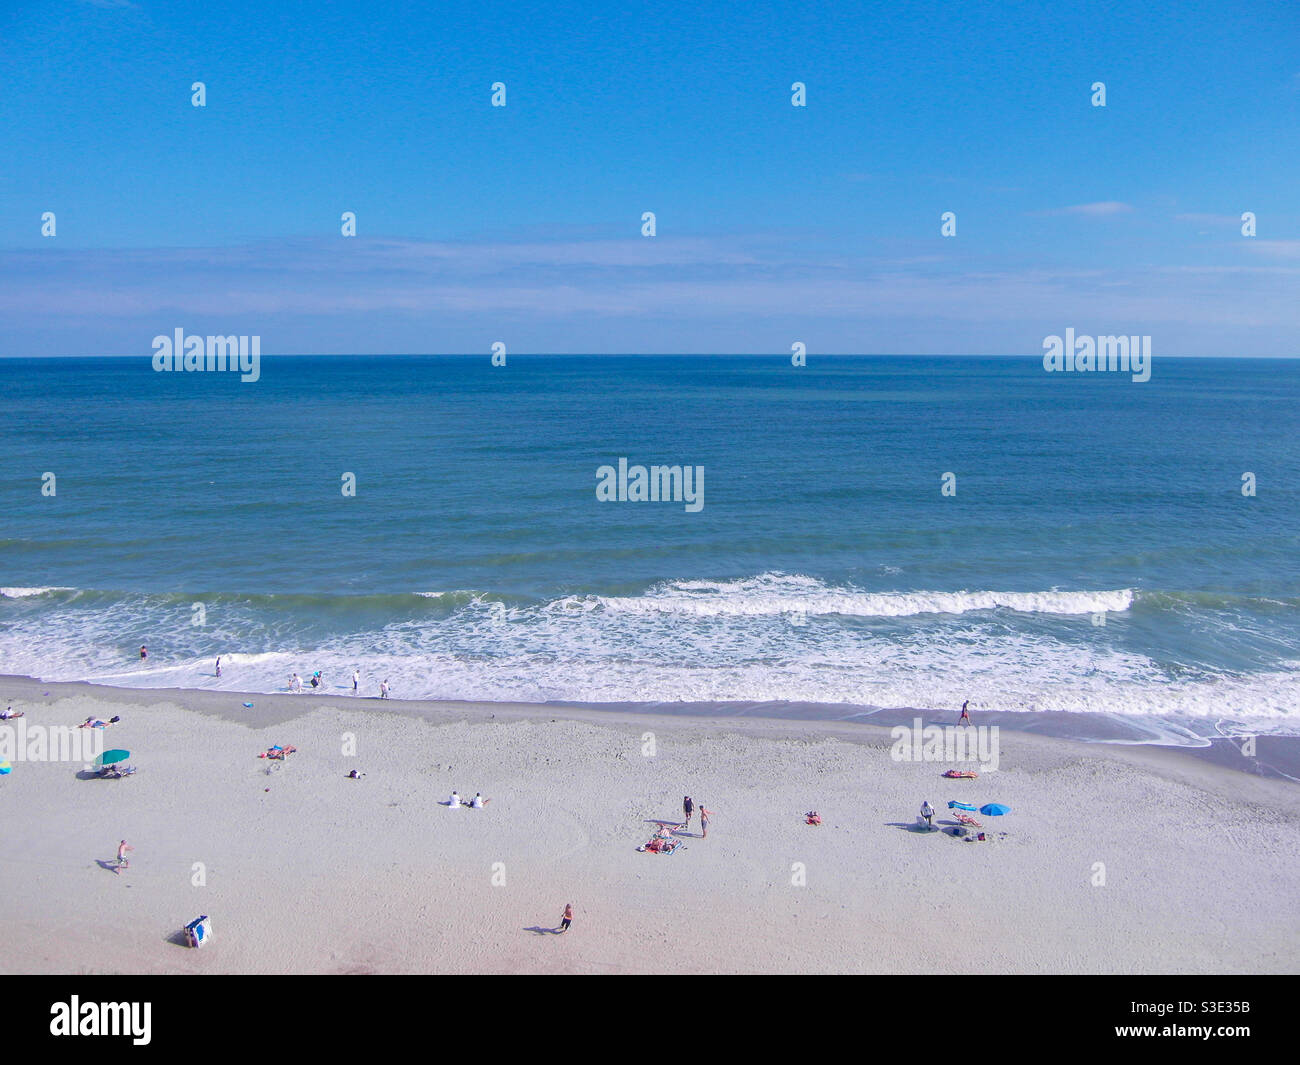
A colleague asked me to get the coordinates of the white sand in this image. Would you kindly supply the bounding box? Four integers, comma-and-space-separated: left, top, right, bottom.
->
1, 683, 1297, 974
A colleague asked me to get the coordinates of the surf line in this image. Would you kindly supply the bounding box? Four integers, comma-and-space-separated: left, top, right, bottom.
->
595, 458, 704, 512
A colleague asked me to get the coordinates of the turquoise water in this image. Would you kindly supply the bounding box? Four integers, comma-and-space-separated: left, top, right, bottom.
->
1, 355, 1297, 734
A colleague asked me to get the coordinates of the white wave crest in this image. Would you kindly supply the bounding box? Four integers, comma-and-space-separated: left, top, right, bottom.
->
554, 574, 1134, 619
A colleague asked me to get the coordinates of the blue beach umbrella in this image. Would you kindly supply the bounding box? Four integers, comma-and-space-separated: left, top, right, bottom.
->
980, 803, 1011, 817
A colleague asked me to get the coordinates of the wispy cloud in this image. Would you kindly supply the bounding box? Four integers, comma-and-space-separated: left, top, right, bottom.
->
1242, 240, 1300, 258
1174, 212, 1240, 227
1, 234, 1296, 356
1046, 202, 1136, 218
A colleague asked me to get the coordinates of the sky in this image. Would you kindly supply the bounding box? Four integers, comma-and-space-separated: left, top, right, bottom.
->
0, 0, 1297, 356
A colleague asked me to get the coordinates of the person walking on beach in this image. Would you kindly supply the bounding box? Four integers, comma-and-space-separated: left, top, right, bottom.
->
699, 804, 712, 838
558, 903, 573, 934
380, 679, 390, 699
959, 700, 971, 725
920, 800, 934, 828
682, 795, 694, 830
352, 669, 360, 693
115, 840, 133, 873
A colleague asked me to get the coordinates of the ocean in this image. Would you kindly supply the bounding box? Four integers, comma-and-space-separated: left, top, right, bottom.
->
1, 354, 1297, 740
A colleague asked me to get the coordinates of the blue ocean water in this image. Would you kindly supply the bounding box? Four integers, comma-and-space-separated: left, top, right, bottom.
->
1, 355, 1297, 734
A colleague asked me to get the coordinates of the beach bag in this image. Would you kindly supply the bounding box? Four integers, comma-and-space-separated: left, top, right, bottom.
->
184, 915, 212, 948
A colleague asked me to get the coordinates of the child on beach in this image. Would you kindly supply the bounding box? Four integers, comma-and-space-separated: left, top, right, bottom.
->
115, 840, 132, 872
558, 903, 573, 934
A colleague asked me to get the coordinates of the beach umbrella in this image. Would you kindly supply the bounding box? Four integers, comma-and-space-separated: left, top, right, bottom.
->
980, 803, 1011, 817
96, 749, 130, 767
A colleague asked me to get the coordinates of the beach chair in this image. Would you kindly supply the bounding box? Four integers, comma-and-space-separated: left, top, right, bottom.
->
183, 915, 212, 948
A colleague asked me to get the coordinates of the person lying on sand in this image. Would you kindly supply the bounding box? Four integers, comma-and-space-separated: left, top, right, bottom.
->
99, 764, 135, 779
79, 715, 120, 729
1, 706, 23, 719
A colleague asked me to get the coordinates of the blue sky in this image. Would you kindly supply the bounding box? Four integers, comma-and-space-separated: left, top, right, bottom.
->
1, 0, 1297, 355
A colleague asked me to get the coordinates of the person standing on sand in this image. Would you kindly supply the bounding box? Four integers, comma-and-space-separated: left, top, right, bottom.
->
682, 795, 694, 830
558, 903, 573, 934
959, 700, 971, 725
380, 679, 390, 699
115, 840, 132, 872
699, 805, 712, 838
352, 669, 360, 693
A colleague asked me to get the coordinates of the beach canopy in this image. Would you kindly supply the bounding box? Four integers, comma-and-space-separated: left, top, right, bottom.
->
980, 803, 1011, 816
96, 749, 130, 766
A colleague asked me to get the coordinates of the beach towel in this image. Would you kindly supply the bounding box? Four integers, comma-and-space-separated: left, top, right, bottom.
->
948, 800, 977, 811
258, 745, 297, 760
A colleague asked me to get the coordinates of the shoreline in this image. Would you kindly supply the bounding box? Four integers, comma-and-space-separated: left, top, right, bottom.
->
2, 673, 1296, 784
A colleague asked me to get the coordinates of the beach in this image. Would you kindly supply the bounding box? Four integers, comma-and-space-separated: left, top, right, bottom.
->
2, 675, 1297, 975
